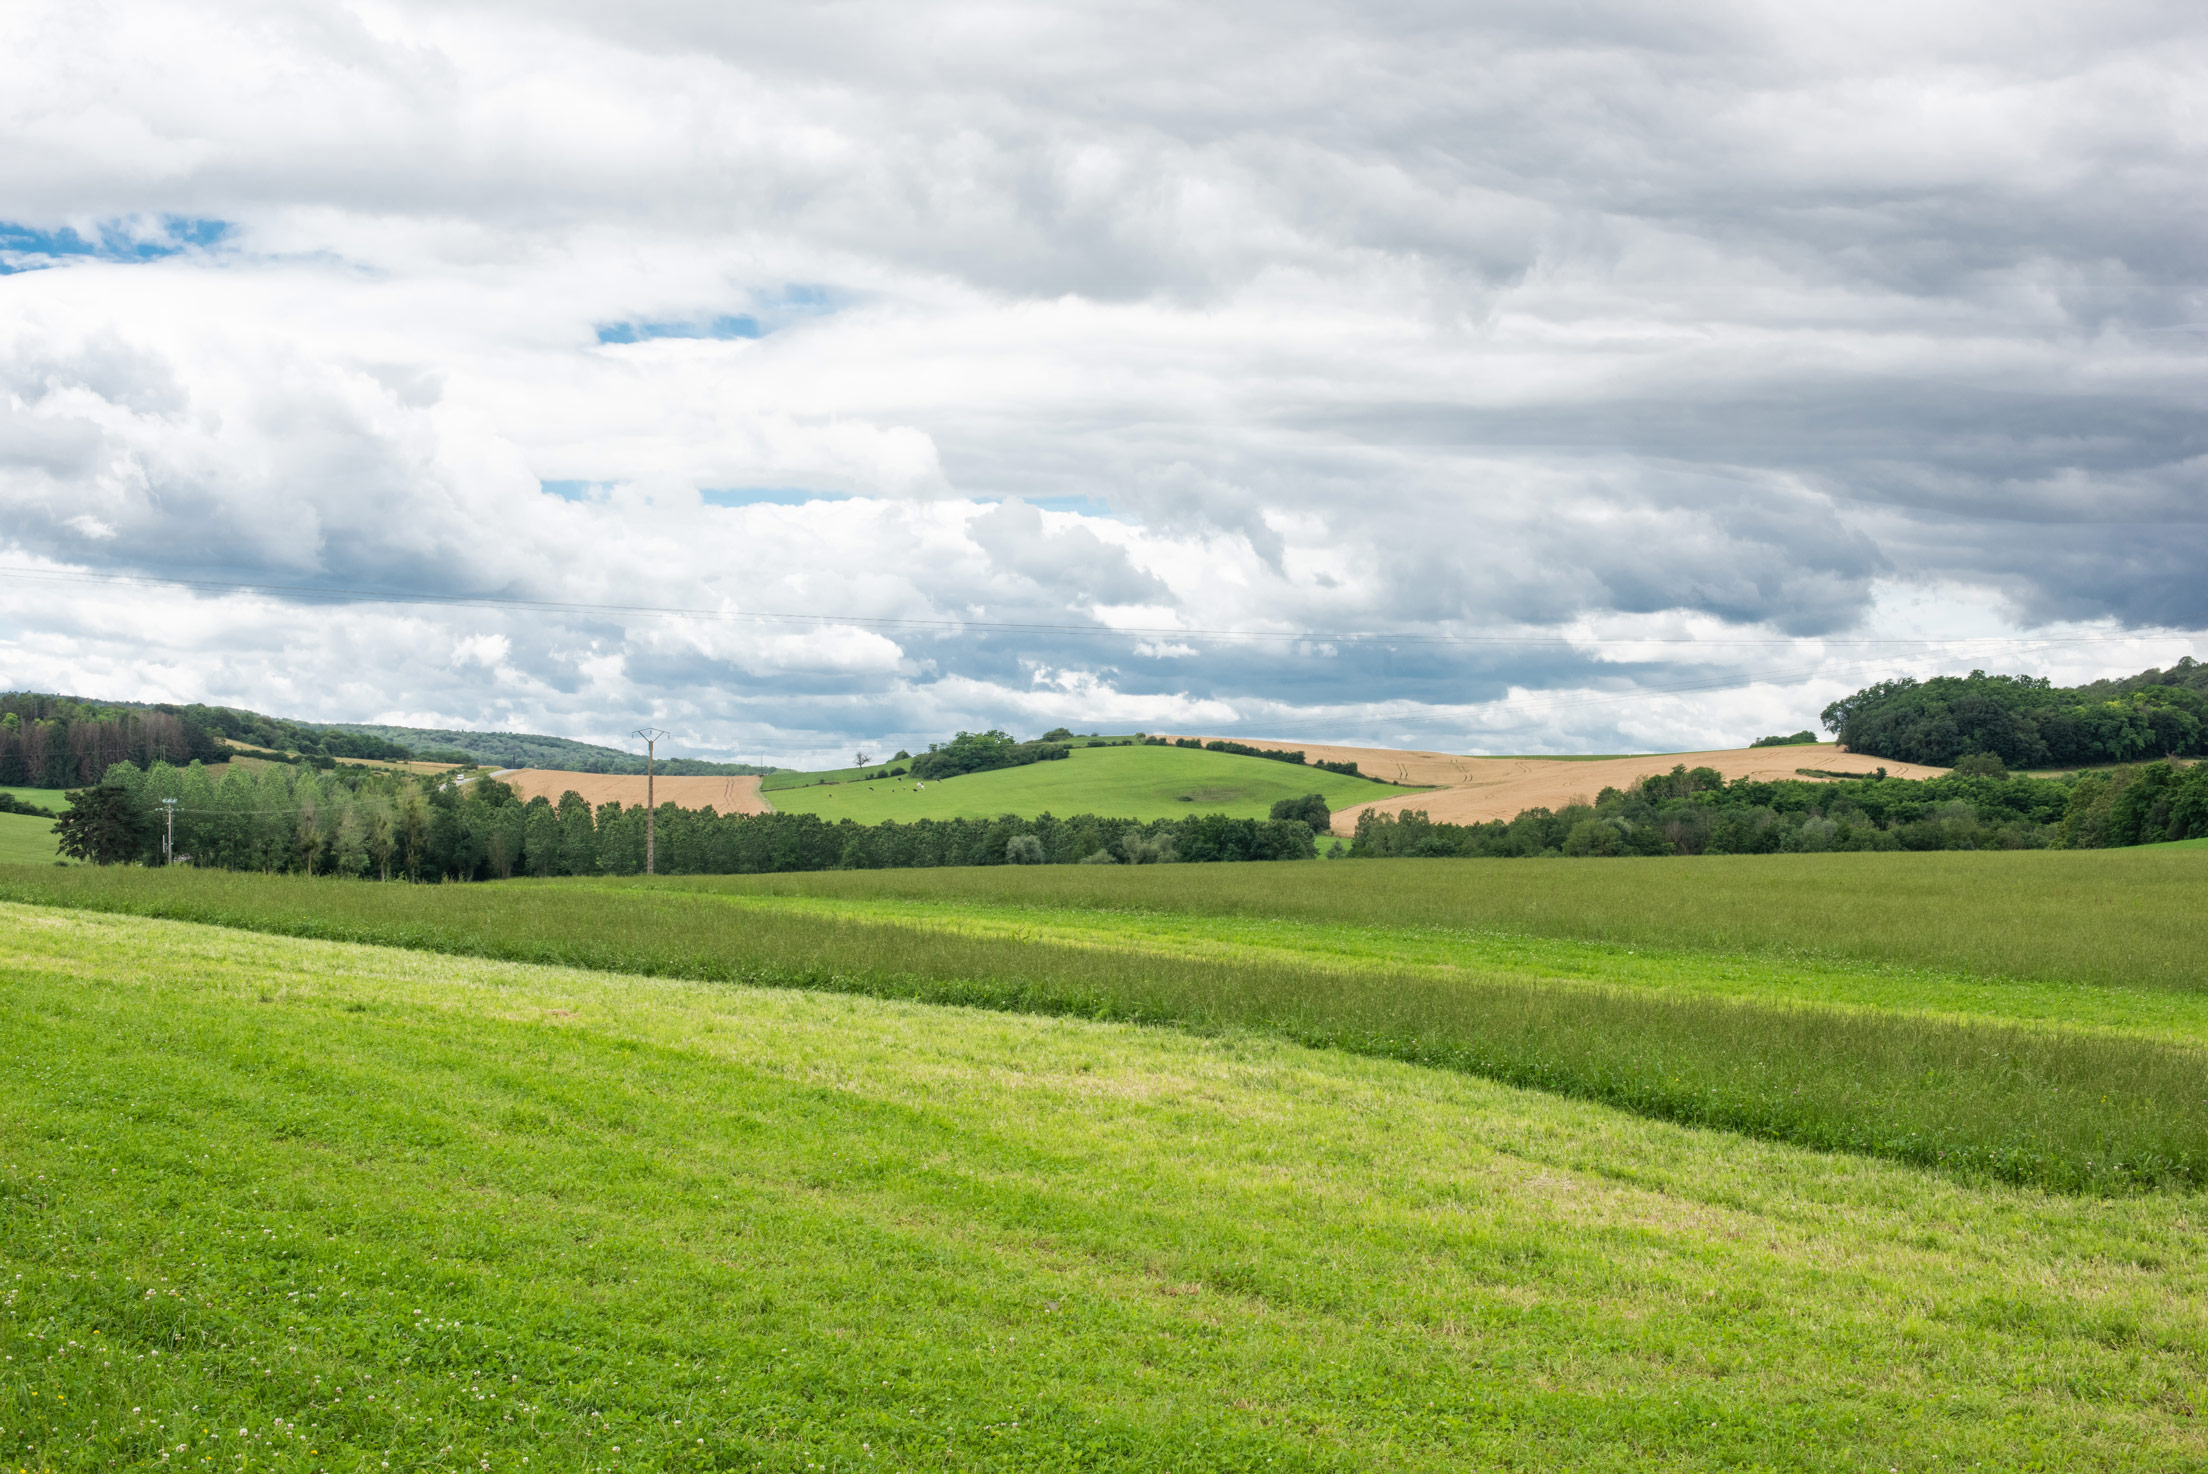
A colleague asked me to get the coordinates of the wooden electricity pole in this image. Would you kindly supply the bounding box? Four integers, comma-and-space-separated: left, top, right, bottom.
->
634, 728, 669, 875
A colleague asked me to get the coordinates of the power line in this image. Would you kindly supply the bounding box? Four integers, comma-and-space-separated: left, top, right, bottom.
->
0, 561, 2193, 651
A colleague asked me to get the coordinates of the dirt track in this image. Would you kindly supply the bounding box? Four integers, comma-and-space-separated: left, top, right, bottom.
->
490, 769, 773, 814
1156, 737, 1948, 836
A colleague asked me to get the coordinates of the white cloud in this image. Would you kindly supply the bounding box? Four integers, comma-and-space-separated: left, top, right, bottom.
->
0, 0, 2203, 762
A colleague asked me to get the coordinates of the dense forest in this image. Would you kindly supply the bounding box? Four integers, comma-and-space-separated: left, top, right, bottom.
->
1823, 658, 2208, 767
58, 759, 1320, 879
1348, 759, 2208, 858
0, 693, 226, 787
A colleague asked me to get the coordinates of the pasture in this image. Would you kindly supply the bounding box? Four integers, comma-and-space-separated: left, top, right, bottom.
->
762, 742, 1406, 823
0, 785, 69, 866
6, 850, 2206, 1193
1, 784, 72, 809
4, 904, 2206, 1471
0, 810, 61, 865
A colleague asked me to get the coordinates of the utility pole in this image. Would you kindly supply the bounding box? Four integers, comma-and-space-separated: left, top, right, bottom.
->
634, 728, 669, 875
161, 797, 177, 865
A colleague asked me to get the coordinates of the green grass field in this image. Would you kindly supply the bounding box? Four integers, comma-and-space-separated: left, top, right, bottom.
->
628, 887, 2208, 1040
0, 786, 73, 866
763, 743, 1409, 823
0, 811, 62, 865
652, 847, 2208, 994
1, 784, 72, 809
6, 852, 2206, 1193
5, 904, 2206, 1472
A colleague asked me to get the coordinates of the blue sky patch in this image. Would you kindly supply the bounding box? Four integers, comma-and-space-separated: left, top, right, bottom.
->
540, 480, 602, 501
593, 285, 849, 346
543, 483, 852, 507
701, 487, 850, 508
595, 314, 762, 345
0, 216, 232, 274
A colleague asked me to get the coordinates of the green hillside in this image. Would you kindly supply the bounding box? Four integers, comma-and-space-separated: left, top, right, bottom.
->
1, 784, 72, 810
0, 811, 61, 865
766, 742, 1408, 823
323, 722, 774, 776
0, 786, 69, 866
6, 902, 2205, 1469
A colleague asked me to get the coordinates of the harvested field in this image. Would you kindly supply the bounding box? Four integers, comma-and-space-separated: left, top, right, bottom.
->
492, 767, 772, 814
1160, 738, 1948, 834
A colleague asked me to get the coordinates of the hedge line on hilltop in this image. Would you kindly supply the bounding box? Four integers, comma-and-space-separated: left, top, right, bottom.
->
1822, 658, 2208, 768
1349, 758, 2208, 858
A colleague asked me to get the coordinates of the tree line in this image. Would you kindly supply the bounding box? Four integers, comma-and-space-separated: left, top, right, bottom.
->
1347, 759, 2208, 858
1156, 736, 1368, 778
57, 759, 1326, 877
5, 691, 781, 781
0, 694, 226, 787
1822, 658, 2208, 768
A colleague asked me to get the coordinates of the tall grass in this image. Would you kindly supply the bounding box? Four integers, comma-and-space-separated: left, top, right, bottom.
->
638, 848, 2208, 993
6, 865, 2205, 1194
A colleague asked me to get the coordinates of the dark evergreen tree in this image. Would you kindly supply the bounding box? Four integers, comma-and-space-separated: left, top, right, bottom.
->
54, 782, 150, 864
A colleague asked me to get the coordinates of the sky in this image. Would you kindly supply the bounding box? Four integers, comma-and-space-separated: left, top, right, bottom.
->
1, 0, 2204, 767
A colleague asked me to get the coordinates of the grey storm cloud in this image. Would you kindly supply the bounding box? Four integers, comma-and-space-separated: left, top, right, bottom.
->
0, 0, 2204, 759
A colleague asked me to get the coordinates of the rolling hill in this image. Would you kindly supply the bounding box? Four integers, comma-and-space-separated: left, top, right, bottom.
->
0, 785, 70, 866
490, 738, 1960, 833
761, 741, 1409, 823
5, 872, 2205, 1467
322, 722, 774, 776
1154, 737, 1948, 833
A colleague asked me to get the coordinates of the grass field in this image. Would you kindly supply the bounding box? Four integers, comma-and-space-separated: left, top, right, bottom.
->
1, 784, 72, 809
650, 848, 2208, 994
758, 737, 1145, 793
763, 743, 1409, 823
5, 903, 2206, 1472
635, 888, 2208, 1040
0, 787, 72, 866
0, 811, 62, 865
6, 855, 2205, 1193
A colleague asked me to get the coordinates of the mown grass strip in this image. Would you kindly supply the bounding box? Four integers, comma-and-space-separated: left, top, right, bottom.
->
12, 906, 2206, 1470
5, 865, 2205, 1195
619, 888, 2208, 1043
631, 848, 2208, 994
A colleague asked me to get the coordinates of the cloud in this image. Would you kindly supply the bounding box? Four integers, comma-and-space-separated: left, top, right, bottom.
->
0, 0, 2203, 762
